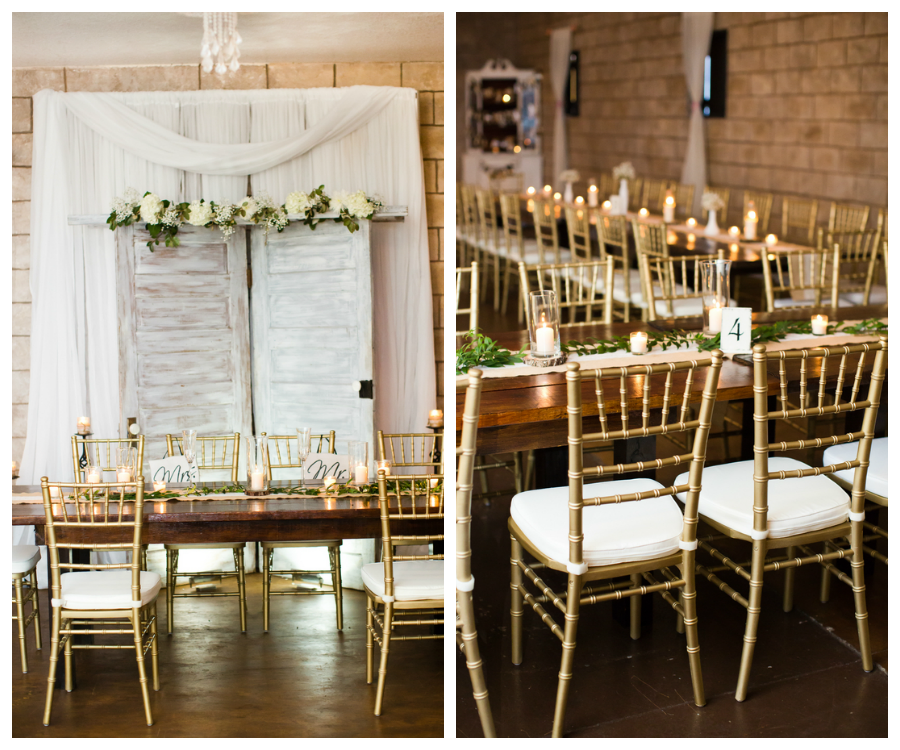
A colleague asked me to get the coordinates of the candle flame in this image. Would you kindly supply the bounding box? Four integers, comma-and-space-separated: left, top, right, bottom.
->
665, 196, 675, 205
602, 200, 611, 209
687, 218, 696, 226
589, 184, 598, 192
543, 185, 552, 193
575, 196, 584, 204
748, 210, 757, 220
527, 186, 536, 195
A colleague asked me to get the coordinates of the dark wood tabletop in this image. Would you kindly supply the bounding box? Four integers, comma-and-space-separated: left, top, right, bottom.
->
456, 305, 887, 456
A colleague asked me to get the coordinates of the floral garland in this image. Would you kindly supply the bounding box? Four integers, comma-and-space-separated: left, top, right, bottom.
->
456, 320, 887, 373
108, 187, 384, 249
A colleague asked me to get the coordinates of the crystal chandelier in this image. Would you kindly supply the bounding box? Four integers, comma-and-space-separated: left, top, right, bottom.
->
200, 12, 241, 75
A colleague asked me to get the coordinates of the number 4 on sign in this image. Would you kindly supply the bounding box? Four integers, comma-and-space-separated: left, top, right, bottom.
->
719, 307, 752, 354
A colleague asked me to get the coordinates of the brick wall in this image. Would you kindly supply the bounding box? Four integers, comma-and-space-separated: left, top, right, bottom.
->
461, 12, 887, 227
11, 61, 443, 465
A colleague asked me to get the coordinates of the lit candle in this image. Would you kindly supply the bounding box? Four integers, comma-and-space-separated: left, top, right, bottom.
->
527, 186, 536, 195
543, 185, 552, 195
730, 243, 739, 253
729, 226, 741, 238
663, 193, 676, 223
708, 303, 723, 334
429, 476, 440, 489
744, 210, 758, 241
526, 198, 534, 213
630, 331, 648, 354
687, 233, 696, 243
324, 475, 337, 491
250, 469, 265, 491
553, 192, 562, 202
153, 480, 166, 492
602, 199, 612, 210
811, 314, 828, 335
12, 460, 18, 476
77, 416, 90, 435
48, 486, 62, 499
765, 234, 778, 247
376, 460, 392, 477
687, 217, 697, 227
87, 466, 101, 483
639, 207, 649, 217
428, 409, 444, 428
588, 183, 599, 207
535, 315, 555, 355
116, 468, 132, 483
575, 196, 584, 205
354, 464, 369, 484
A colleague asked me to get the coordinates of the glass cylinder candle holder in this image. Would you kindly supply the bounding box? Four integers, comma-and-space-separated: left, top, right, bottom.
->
526, 290, 565, 367
349, 440, 369, 484
376, 459, 392, 477
588, 182, 598, 207
811, 314, 828, 336
77, 416, 91, 435
700, 259, 732, 335
427, 409, 444, 428
246, 435, 269, 494
663, 192, 675, 223
630, 331, 649, 355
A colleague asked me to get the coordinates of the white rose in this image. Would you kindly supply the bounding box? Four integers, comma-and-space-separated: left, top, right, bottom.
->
139, 193, 163, 224
239, 196, 258, 219
285, 191, 311, 215
186, 200, 214, 226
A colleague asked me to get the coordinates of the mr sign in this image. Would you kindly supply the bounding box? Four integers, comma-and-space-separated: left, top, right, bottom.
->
304, 453, 350, 483
149, 456, 199, 485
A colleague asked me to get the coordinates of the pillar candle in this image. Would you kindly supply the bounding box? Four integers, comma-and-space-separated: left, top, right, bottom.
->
355, 465, 369, 484
811, 315, 828, 335
588, 184, 598, 207
250, 470, 265, 491
630, 332, 648, 354
535, 325, 555, 354
708, 304, 723, 334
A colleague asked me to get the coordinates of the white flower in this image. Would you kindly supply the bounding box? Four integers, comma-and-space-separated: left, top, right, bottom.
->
285, 191, 312, 215
346, 190, 375, 219
239, 196, 258, 219
161, 207, 182, 228
186, 199, 214, 226
701, 191, 725, 212
612, 162, 636, 181
329, 190, 351, 214
122, 187, 141, 206
559, 169, 580, 184
139, 193, 163, 224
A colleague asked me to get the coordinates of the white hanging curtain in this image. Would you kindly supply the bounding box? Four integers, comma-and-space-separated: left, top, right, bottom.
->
680, 12, 715, 217
548, 27, 572, 186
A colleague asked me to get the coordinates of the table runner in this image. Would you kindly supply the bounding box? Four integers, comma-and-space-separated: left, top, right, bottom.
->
11, 489, 381, 505
455, 322, 886, 383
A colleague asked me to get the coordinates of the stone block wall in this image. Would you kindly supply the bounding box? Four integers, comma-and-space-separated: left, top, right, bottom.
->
11, 61, 443, 465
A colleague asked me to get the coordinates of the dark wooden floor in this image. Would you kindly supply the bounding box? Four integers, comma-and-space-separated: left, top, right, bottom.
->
455, 284, 888, 738
13, 574, 443, 737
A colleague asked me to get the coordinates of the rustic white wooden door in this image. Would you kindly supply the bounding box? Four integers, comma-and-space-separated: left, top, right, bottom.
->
249, 220, 375, 448
117, 225, 253, 474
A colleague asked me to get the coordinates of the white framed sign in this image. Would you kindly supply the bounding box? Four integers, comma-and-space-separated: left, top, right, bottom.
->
149, 456, 199, 485
303, 453, 350, 483
720, 307, 752, 354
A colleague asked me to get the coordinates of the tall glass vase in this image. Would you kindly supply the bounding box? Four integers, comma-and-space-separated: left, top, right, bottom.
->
246, 435, 269, 493
700, 259, 732, 335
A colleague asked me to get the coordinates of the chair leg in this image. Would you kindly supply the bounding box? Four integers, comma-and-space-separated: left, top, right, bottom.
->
681, 556, 706, 707
333, 545, 344, 631
132, 608, 154, 726
458, 589, 497, 737
675, 589, 686, 634
629, 574, 642, 640
513, 452, 523, 494
493, 255, 501, 311
43, 605, 61, 726
166, 549, 176, 635
551, 573, 584, 738
510, 534, 524, 665
783, 545, 796, 612
849, 525, 873, 672
735, 540, 767, 702
366, 594, 375, 684
63, 617, 74, 692
263, 547, 271, 632
500, 262, 510, 315
373, 601, 394, 716
150, 601, 160, 691
14, 577, 28, 673
32, 569, 42, 651
234, 547, 247, 633
820, 540, 833, 603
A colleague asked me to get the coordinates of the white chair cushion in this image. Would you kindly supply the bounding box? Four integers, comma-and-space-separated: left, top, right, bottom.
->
511, 478, 685, 568
823, 437, 888, 498
839, 286, 887, 306
773, 296, 854, 308
361, 560, 444, 601
56, 569, 162, 610
675, 457, 850, 539
609, 269, 646, 305
164, 542, 245, 550
12, 545, 41, 575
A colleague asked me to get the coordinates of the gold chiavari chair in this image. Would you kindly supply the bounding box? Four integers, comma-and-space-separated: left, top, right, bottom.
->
781, 196, 819, 246
631, 218, 672, 318
456, 261, 479, 336
377, 431, 442, 472
742, 190, 774, 235
518, 259, 614, 326
460, 185, 483, 297
510, 352, 723, 736
640, 177, 667, 213
627, 177, 644, 212
13, 545, 41, 673
598, 172, 617, 200
40, 476, 160, 726
596, 213, 641, 322
564, 204, 594, 262
163, 433, 247, 634
489, 169, 524, 195
761, 243, 841, 311
72, 435, 145, 482
260, 431, 343, 632
701, 185, 731, 225
641, 252, 724, 321
455, 368, 496, 737
364, 470, 444, 716
499, 192, 543, 320
534, 199, 569, 268
681, 337, 887, 701
456, 183, 467, 264
666, 181, 696, 219
821, 225, 884, 306
828, 201, 870, 234
475, 187, 504, 310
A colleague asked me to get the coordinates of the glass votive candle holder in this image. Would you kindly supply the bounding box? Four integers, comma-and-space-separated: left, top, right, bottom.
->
77, 416, 91, 435
153, 480, 166, 492
526, 290, 563, 366
87, 466, 102, 484
765, 234, 778, 246
639, 207, 649, 217
811, 314, 828, 335
116, 466, 133, 483
728, 226, 741, 238
349, 440, 369, 484
602, 200, 611, 209
376, 459, 392, 477
630, 331, 649, 355
324, 475, 338, 491
427, 409, 444, 428
12, 460, 18, 477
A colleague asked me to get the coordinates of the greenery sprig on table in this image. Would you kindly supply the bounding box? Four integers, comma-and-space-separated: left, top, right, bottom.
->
457, 319, 887, 371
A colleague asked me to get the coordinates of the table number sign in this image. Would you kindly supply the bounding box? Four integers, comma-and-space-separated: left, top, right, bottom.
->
304, 453, 350, 483
720, 307, 752, 354
149, 456, 199, 485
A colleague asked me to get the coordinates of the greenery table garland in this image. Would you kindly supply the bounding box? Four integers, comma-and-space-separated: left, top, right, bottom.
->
456, 319, 887, 375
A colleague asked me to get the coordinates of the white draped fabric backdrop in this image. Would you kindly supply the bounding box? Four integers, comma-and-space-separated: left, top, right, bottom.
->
680, 12, 715, 217
16, 86, 435, 588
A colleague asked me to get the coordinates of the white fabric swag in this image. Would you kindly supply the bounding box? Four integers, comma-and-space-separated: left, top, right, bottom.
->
20, 86, 435, 486
680, 12, 715, 217
548, 27, 573, 186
